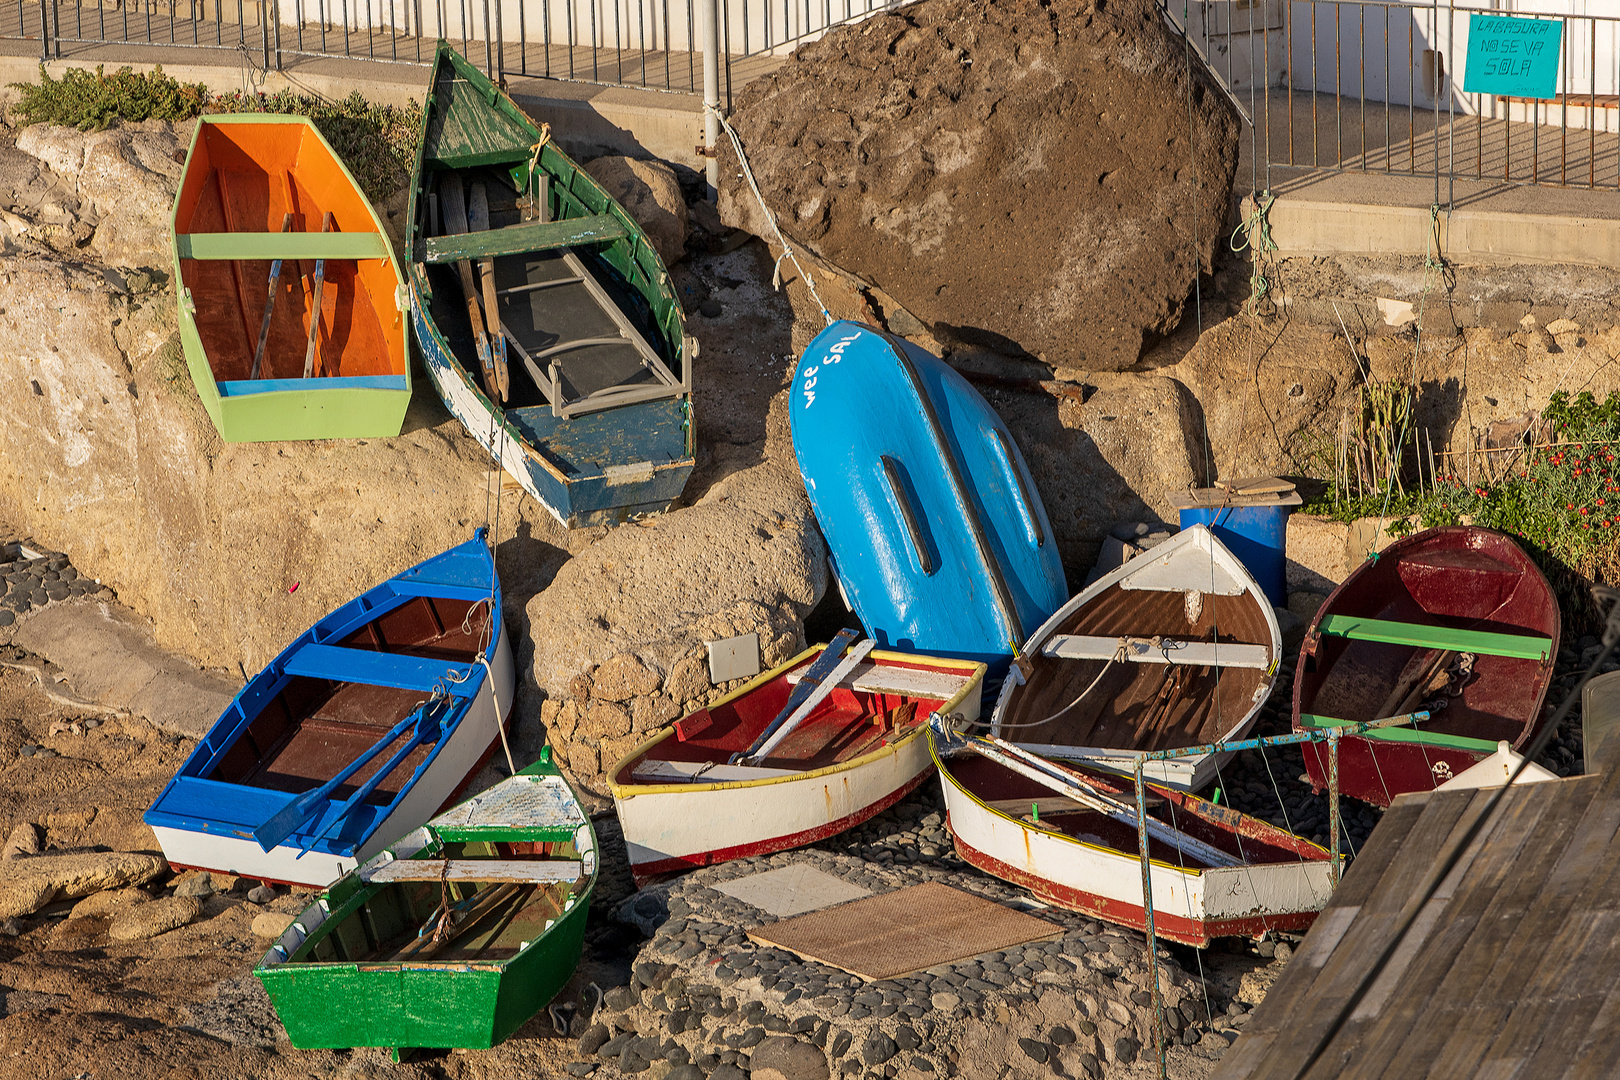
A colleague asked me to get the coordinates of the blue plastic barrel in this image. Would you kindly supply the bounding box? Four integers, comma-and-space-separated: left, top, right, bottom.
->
1176, 503, 1293, 607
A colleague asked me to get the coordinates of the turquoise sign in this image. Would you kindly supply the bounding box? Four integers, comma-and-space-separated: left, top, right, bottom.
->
1463, 13, 1563, 99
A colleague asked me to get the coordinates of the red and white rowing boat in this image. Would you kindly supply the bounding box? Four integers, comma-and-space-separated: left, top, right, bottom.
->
609, 640, 984, 885
932, 727, 1335, 947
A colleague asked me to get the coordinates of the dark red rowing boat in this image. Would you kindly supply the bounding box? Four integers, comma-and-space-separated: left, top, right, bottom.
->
1292, 526, 1559, 806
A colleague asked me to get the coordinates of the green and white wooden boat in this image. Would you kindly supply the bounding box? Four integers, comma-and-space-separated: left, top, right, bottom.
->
172, 114, 411, 441
408, 42, 696, 528
256, 747, 596, 1053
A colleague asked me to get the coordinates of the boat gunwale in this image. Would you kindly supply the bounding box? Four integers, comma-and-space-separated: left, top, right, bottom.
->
169, 113, 411, 412
608, 646, 986, 799
930, 732, 1332, 878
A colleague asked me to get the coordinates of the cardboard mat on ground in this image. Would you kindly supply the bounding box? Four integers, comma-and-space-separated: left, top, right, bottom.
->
747, 880, 1060, 980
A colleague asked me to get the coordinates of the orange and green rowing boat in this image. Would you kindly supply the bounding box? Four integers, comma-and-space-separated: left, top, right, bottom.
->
170, 115, 410, 441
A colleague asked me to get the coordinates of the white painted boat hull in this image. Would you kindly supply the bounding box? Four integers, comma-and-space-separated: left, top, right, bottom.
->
158, 625, 515, 888
612, 651, 984, 883
934, 738, 1336, 946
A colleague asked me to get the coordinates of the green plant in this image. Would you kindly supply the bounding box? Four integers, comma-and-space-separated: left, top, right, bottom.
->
10, 64, 208, 131
1305, 390, 1620, 621
208, 89, 421, 202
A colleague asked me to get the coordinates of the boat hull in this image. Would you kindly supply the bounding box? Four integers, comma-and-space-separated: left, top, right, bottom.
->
406, 44, 694, 528
934, 741, 1335, 947
790, 321, 1067, 672
611, 649, 985, 885
171, 114, 410, 442
1293, 526, 1559, 806
258, 755, 595, 1050
412, 299, 693, 528
151, 621, 514, 887
991, 525, 1281, 791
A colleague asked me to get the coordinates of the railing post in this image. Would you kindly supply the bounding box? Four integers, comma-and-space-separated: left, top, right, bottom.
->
37, 0, 49, 60
273, 0, 283, 71
262, 0, 272, 74
702, 0, 720, 199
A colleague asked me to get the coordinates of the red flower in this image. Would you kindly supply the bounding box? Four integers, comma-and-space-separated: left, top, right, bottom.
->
1581, 508, 1590, 515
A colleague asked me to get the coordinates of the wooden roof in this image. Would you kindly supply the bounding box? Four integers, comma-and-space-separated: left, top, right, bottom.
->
1212, 764, 1620, 1079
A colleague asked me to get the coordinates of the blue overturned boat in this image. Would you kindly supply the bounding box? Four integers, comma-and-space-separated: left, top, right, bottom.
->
790, 321, 1068, 672
145, 531, 515, 888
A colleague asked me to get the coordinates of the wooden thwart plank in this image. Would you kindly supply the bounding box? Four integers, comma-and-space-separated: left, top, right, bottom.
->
421, 213, 627, 263
280, 644, 479, 696
1041, 634, 1272, 669
177, 231, 389, 261
785, 662, 973, 701
360, 858, 581, 884
1316, 614, 1552, 661
631, 759, 801, 784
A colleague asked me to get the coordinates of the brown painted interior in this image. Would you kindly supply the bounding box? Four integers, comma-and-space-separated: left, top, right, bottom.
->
209, 596, 488, 805
998, 583, 1272, 752
174, 121, 403, 383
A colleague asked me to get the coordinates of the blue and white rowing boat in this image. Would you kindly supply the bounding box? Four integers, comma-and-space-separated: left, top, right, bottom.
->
144, 531, 515, 888
790, 321, 1068, 673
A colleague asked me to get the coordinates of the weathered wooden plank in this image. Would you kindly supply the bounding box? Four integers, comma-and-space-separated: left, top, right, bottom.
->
1406, 775, 1620, 1076
361, 858, 581, 884
1238, 790, 1481, 1078
1331, 779, 1579, 1079
421, 214, 628, 263
1444, 775, 1620, 1075
1221, 790, 1450, 1066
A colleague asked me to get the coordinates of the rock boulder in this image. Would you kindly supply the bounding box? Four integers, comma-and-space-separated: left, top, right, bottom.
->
719, 0, 1239, 372
0, 851, 166, 918
526, 455, 826, 796
584, 155, 690, 267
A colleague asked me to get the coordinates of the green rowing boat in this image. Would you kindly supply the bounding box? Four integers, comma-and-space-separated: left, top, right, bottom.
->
255, 748, 596, 1053
408, 42, 696, 528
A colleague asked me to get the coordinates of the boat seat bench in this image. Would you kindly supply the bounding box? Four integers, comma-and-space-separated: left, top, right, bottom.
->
175, 232, 391, 260
1040, 634, 1272, 669
279, 644, 482, 696
420, 214, 628, 263
1315, 615, 1552, 661
360, 858, 583, 884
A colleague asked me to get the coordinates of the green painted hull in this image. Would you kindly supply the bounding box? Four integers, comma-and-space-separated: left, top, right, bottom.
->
171, 114, 411, 443
407, 42, 696, 528
256, 750, 595, 1050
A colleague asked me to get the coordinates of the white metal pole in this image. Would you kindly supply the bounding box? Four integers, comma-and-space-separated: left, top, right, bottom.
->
703, 0, 721, 199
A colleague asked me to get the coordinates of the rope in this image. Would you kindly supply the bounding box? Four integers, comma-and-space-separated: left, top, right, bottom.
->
1230, 189, 1276, 314
704, 104, 833, 327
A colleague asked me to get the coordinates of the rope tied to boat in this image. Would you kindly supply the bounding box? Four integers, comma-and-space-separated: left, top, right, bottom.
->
528, 124, 552, 184
704, 104, 833, 327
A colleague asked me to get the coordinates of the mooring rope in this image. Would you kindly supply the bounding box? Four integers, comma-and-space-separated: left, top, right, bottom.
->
704, 104, 833, 327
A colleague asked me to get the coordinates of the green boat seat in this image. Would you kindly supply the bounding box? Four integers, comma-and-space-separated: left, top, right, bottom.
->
421, 214, 628, 264
175, 232, 390, 260
1315, 615, 1552, 661
1041, 634, 1273, 669
359, 858, 583, 884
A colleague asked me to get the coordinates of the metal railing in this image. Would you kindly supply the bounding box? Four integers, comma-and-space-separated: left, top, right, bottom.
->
1168, 0, 1620, 190
10, 0, 898, 99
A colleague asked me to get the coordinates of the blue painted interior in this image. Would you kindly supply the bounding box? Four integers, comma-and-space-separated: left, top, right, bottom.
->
143, 530, 500, 859
791, 321, 1069, 673
506, 398, 691, 480
218, 375, 409, 397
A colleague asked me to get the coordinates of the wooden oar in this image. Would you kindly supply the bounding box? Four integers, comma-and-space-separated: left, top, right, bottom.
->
393, 881, 523, 962
438, 172, 501, 401
248, 213, 294, 380
744, 638, 875, 765
933, 721, 1241, 868
253, 704, 428, 852
732, 629, 860, 765
294, 700, 448, 858
466, 181, 510, 402
301, 211, 334, 379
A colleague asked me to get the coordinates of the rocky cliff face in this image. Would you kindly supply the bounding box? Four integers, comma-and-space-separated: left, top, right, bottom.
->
718, 0, 1240, 373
